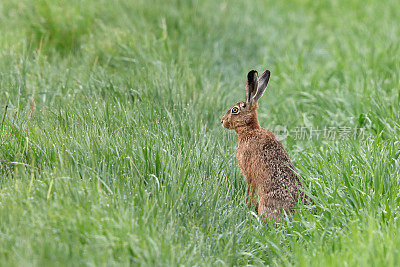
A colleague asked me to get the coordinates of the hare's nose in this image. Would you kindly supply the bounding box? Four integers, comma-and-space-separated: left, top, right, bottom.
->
220, 119, 223, 124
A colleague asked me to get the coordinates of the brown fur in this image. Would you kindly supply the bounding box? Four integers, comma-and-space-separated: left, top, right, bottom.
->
221, 72, 308, 222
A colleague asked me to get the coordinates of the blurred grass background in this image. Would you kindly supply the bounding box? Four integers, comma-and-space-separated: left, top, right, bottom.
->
0, 0, 399, 265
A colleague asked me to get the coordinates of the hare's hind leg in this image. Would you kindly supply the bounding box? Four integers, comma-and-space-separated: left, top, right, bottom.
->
258, 198, 282, 222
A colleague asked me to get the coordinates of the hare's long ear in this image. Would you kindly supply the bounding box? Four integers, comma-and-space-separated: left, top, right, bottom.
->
245, 70, 258, 104
252, 70, 270, 103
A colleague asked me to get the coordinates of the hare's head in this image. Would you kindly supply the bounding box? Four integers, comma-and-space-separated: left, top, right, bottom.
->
221, 70, 270, 131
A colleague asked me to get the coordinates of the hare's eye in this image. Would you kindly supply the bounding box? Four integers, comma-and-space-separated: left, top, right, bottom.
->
231, 107, 239, 114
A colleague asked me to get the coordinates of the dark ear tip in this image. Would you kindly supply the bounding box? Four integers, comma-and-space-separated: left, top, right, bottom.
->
247, 70, 258, 77
263, 70, 271, 76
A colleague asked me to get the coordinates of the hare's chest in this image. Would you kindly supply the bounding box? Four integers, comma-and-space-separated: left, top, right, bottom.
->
236, 143, 261, 177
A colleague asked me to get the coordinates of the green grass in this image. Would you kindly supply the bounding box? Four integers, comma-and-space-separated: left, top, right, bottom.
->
1, 0, 400, 265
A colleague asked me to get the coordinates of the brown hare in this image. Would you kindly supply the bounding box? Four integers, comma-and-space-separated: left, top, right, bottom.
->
221, 70, 308, 222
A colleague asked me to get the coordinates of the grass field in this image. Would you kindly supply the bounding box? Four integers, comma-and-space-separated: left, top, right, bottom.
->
1, 0, 400, 265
